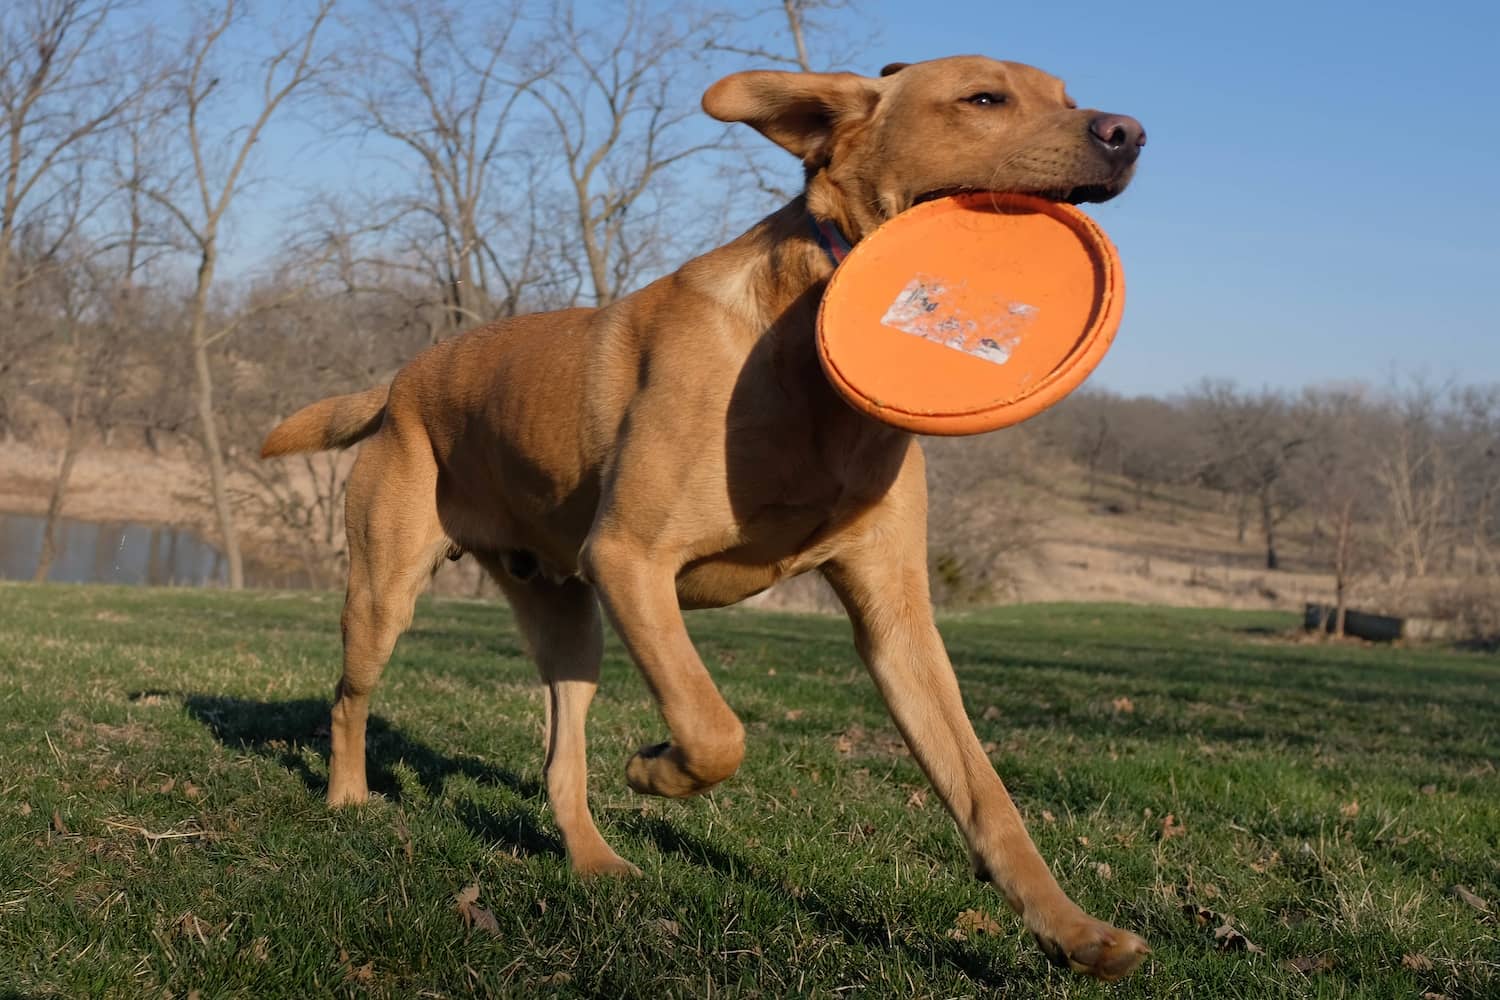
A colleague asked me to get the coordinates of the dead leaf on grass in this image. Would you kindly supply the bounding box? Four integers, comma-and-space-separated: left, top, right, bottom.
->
654, 918, 680, 938
50, 810, 69, 835
1285, 954, 1334, 974
783, 709, 805, 721
1160, 813, 1186, 841
1422, 993, 1450, 1000
171, 912, 218, 945
1182, 899, 1264, 955
1249, 850, 1280, 873
1452, 884, 1491, 914
1095, 862, 1112, 880
946, 908, 1002, 941
981, 705, 1002, 721
538, 972, 573, 986
1040, 810, 1056, 824
905, 788, 928, 809
1112, 696, 1135, 714
1420, 783, 1437, 795
1401, 953, 1434, 971
1213, 921, 1263, 954
454, 884, 500, 935
249, 936, 270, 962
158, 777, 175, 794
182, 782, 202, 801
337, 947, 375, 984
18, 802, 30, 817
1340, 800, 1360, 819
393, 812, 414, 861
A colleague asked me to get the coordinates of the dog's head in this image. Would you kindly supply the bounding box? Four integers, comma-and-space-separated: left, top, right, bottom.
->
704, 55, 1144, 240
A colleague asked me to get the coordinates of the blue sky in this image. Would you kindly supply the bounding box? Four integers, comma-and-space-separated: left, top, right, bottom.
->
854, 0, 1499, 394
199, 0, 1498, 397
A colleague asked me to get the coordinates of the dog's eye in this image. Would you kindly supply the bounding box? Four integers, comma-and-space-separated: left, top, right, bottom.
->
964, 92, 1007, 107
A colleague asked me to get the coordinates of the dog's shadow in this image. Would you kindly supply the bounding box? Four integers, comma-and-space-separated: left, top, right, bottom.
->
173, 692, 1025, 988
170, 692, 559, 858
619, 814, 1023, 987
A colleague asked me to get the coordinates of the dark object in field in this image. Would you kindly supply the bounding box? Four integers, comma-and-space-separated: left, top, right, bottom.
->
1304, 603, 1404, 642
1303, 603, 1456, 642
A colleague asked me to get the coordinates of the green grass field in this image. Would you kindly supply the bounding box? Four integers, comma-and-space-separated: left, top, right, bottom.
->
1, 583, 1496, 998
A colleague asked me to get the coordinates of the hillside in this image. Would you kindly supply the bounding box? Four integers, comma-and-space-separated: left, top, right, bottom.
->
1, 435, 1345, 613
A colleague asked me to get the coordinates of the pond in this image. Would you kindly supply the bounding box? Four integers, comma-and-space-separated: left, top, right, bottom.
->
0, 512, 301, 588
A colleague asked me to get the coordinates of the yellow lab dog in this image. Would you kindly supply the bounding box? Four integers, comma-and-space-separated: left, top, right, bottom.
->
263, 55, 1148, 980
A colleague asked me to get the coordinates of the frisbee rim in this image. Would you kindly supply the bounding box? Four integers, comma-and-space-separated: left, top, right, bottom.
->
816, 192, 1124, 436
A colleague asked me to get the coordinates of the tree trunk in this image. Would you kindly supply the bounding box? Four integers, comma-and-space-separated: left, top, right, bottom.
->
576, 186, 612, 306
781, 0, 812, 70
189, 245, 245, 589
1260, 486, 1279, 570
34, 389, 87, 582
1332, 498, 1353, 637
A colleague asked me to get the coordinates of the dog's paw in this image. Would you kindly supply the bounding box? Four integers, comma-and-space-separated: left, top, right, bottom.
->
326, 783, 369, 808
625, 741, 733, 798
572, 851, 642, 878
1033, 912, 1149, 982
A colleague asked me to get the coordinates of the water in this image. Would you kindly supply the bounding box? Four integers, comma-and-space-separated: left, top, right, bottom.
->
1, 512, 233, 586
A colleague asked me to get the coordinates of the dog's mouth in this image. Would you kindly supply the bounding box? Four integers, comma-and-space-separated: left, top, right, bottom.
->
914, 181, 1125, 207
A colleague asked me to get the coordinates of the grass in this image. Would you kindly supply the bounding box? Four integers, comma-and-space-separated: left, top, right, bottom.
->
0, 583, 1496, 998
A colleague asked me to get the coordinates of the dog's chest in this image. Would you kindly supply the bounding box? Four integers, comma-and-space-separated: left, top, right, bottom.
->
675, 426, 910, 610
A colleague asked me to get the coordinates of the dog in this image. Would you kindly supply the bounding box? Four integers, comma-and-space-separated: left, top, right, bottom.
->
261, 55, 1147, 981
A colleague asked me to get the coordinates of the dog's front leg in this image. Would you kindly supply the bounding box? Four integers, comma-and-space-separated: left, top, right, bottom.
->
581, 534, 746, 798
822, 528, 1149, 982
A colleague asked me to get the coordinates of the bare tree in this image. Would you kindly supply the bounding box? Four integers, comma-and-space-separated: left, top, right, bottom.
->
221, 241, 421, 587
1293, 386, 1380, 634
1034, 388, 1122, 500
0, 0, 145, 434
1187, 381, 1305, 570
1371, 380, 1459, 579
327, 0, 559, 339
1114, 395, 1198, 514
1452, 385, 1500, 576
31, 240, 143, 580
923, 430, 1047, 605
706, 1, 872, 208
522, 1, 729, 306
133, 0, 335, 589
710, 1, 868, 73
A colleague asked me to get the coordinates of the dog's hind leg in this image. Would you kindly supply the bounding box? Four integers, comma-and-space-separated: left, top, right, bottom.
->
486, 565, 637, 876
328, 435, 447, 807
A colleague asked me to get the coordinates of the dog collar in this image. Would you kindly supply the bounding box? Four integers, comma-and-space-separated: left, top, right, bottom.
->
810, 215, 853, 267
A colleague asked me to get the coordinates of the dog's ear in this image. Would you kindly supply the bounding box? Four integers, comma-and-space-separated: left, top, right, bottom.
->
702, 71, 881, 163
879, 62, 909, 77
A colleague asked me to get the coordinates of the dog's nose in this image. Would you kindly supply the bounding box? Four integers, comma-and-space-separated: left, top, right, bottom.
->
1088, 114, 1146, 164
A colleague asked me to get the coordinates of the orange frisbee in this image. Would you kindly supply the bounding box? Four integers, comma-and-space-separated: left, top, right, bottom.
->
817, 192, 1124, 435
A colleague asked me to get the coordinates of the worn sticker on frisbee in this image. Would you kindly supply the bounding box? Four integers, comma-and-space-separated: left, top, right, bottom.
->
880, 274, 1038, 366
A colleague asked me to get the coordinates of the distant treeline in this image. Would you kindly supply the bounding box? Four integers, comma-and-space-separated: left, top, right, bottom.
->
3, 2, 1496, 636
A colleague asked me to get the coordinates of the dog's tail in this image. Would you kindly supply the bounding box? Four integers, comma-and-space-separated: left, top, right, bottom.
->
260, 384, 389, 458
